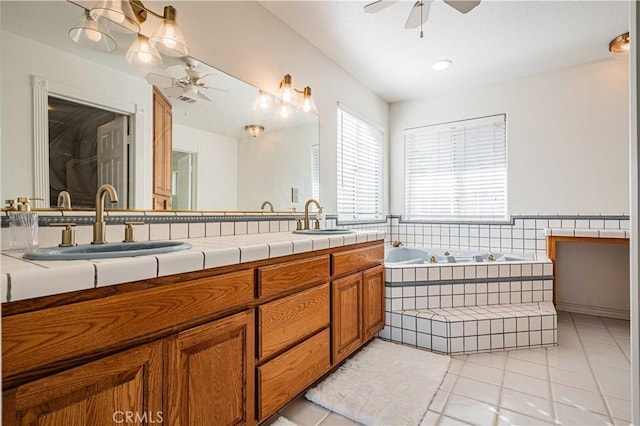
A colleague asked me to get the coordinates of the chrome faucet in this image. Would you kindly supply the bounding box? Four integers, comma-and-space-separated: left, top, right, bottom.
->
92, 184, 118, 244
303, 198, 322, 230
57, 191, 72, 209
261, 200, 275, 212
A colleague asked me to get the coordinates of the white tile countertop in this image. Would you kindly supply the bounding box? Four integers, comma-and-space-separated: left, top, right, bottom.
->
0, 230, 385, 303
544, 228, 630, 239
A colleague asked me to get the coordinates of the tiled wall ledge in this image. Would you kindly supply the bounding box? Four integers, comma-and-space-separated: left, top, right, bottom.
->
0, 230, 385, 303
545, 228, 630, 239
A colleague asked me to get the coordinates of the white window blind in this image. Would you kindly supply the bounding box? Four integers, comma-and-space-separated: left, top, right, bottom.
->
337, 106, 384, 220
404, 114, 507, 221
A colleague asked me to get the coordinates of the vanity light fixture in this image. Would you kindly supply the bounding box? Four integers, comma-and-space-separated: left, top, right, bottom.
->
609, 32, 630, 54
125, 34, 163, 67
68, 11, 117, 52
84, 1, 189, 58
279, 99, 293, 118
245, 124, 265, 138
431, 59, 452, 71
278, 74, 317, 114
257, 90, 271, 109
89, 0, 140, 33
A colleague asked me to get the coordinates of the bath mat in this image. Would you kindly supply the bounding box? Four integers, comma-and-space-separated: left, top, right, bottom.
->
305, 339, 450, 425
270, 417, 298, 426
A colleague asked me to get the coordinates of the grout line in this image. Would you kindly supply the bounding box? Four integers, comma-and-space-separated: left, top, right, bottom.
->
569, 312, 617, 424
601, 318, 631, 364
544, 333, 558, 424
492, 353, 508, 426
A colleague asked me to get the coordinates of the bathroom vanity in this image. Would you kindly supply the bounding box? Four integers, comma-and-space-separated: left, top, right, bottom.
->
2, 234, 384, 425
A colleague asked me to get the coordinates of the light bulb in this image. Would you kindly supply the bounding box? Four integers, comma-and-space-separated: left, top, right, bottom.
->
280, 105, 290, 118
303, 98, 311, 113
162, 23, 178, 49
85, 28, 103, 42
106, 9, 125, 23
282, 87, 292, 103
259, 92, 269, 109
137, 51, 152, 63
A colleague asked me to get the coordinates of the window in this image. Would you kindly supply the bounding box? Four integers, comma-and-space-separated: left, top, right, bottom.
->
404, 114, 507, 221
337, 106, 384, 221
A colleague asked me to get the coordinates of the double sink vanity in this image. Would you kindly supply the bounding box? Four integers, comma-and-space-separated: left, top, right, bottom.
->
1, 203, 385, 424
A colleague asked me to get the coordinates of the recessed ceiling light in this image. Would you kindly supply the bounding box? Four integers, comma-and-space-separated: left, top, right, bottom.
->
432, 60, 452, 71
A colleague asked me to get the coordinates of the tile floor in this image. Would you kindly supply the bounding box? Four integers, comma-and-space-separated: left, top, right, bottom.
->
276, 311, 631, 426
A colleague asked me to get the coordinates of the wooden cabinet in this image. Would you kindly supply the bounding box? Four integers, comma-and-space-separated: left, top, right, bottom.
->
362, 265, 385, 341
165, 310, 255, 426
331, 273, 363, 364
152, 85, 172, 210
332, 264, 386, 364
2, 241, 384, 426
3, 342, 162, 426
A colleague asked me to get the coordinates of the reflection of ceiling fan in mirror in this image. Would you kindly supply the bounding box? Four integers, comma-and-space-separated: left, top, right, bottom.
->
364, 0, 480, 37
145, 60, 227, 103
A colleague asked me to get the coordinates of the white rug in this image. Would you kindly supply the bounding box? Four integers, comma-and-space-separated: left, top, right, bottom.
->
305, 339, 450, 426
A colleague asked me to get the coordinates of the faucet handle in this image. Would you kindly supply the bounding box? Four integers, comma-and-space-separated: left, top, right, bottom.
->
5, 199, 17, 210
123, 222, 145, 243
296, 219, 302, 230
50, 222, 77, 247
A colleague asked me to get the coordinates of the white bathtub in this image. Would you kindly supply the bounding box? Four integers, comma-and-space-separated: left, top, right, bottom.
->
385, 246, 532, 265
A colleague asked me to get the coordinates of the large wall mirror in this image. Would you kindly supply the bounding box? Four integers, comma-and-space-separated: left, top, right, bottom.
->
0, 1, 319, 212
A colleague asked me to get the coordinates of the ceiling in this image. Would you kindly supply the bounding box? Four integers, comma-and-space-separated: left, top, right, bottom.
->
261, 0, 630, 103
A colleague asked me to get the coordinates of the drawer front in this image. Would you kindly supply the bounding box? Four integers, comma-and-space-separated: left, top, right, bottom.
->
259, 283, 330, 360
332, 244, 384, 276
257, 329, 331, 421
258, 255, 330, 298
3, 270, 255, 380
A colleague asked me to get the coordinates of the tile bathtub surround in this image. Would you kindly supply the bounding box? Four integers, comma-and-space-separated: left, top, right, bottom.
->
280, 312, 631, 426
386, 214, 630, 254
0, 230, 385, 302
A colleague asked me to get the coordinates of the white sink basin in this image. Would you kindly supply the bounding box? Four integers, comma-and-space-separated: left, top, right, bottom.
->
292, 229, 354, 235
23, 240, 191, 260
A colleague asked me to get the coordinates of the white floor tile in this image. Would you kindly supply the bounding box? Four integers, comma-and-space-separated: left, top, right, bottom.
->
605, 395, 631, 422
502, 371, 550, 399
281, 398, 330, 426
465, 352, 507, 370
497, 408, 550, 426
505, 357, 548, 379
420, 410, 441, 426
458, 362, 504, 386
597, 377, 631, 401
554, 402, 612, 426
450, 376, 502, 405
505, 348, 547, 365
437, 415, 473, 426
441, 394, 497, 426
550, 382, 608, 415
549, 366, 597, 391
318, 412, 359, 425
499, 388, 554, 423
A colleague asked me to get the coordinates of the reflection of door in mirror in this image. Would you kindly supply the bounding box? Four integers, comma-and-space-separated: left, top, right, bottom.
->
153, 86, 172, 210
172, 151, 197, 210
48, 97, 128, 209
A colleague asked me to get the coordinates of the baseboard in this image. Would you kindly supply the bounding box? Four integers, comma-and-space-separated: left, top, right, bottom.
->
556, 302, 630, 320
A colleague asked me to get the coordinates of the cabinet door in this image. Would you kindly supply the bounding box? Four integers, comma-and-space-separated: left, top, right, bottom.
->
165, 310, 255, 426
362, 265, 385, 341
331, 273, 363, 364
3, 342, 162, 426
152, 85, 172, 208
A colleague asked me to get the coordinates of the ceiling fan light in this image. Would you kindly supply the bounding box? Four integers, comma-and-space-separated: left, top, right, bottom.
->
150, 6, 189, 57
609, 32, 630, 54
90, 0, 140, 33
125, 34, 162, 67
69, 11, 117, 52
431, 59, 452, 71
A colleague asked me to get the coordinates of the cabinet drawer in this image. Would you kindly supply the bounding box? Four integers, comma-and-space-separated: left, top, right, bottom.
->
257, 329, 330, 421
258, 255, 330, 298
259, 283, 330, 360
332, 244, 384, 276
3, 270, 255, 380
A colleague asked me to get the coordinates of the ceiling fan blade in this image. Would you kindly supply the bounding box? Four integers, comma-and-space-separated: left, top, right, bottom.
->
200, 85, 229, 93
145, 73, 175, 88
196, 91, 213, 102
165, 64, 189, 80
364, 0, 398, 13
163, 86, 185, 98
443, 0, 480, 14
196, 73, 219, 86
404, 0, 432, 30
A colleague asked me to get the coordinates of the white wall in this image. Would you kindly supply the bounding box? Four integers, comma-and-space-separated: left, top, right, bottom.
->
237, 123, 316, 211
176, 1, 390, 215
172, 124, 238, 210
0, 30, 153, 207
390, 59, 630, 216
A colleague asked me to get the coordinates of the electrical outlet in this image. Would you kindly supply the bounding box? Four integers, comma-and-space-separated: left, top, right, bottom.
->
291, 187, 299, 203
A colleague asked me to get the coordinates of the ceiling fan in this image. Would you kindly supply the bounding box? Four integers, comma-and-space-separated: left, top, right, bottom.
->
145, 61, 226, 103
364, 0, 480, 37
